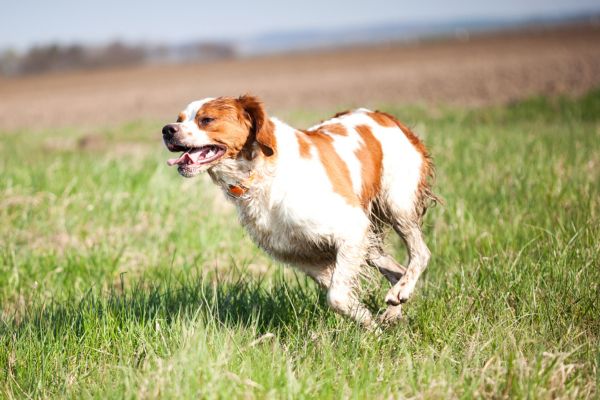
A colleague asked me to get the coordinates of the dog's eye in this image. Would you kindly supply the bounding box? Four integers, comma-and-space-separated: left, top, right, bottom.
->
200, 117, 214, 125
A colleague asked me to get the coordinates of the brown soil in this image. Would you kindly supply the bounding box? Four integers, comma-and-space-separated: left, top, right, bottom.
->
1, 23, 599, 130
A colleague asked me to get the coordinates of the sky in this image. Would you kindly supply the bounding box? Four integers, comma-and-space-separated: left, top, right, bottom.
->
1, 0, 599, 50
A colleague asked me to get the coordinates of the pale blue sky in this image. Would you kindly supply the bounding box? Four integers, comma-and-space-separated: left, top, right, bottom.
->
1, 0, 599, 50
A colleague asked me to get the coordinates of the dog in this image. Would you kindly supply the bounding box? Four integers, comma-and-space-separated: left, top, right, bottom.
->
162, 95, 436, 327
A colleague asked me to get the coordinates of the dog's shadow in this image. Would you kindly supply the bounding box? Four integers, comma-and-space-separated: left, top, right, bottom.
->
2, 271, 335, 340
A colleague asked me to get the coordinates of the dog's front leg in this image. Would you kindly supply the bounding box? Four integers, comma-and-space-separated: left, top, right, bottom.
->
326, 236, 373, 327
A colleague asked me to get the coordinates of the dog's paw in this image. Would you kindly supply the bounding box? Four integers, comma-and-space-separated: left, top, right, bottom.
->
384, 283, 411, 306
378, 304, 403, 326
366, 322, 384, 335
385, 286, 408, 306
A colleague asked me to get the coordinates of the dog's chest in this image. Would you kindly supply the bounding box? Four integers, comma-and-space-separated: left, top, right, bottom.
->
235, 191, 336, 266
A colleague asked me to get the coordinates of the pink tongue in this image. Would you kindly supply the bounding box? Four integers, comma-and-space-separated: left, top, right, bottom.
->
166, 148, 210, 166
167, 153, 192, 166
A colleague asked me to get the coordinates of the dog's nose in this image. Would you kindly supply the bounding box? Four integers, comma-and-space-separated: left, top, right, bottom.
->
162, 124, 179, 139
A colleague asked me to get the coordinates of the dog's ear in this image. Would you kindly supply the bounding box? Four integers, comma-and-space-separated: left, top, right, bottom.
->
238, 94, 276, 157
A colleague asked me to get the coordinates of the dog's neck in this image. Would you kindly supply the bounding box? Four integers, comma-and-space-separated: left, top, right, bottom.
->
208, 145, 275, 201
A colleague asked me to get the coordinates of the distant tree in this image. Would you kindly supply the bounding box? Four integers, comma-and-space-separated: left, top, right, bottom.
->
100, 41, 145, 67
0, 39, 237, 76
0, 48, 20, 75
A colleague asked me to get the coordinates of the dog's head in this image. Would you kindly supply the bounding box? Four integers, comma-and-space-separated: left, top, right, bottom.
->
162, 95, 276, 178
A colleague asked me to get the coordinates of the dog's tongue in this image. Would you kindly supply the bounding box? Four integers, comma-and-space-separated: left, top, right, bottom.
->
167, 152, 194, 166
166, 147, 213, 166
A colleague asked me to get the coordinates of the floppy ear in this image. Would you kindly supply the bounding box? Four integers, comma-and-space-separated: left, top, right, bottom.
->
238, 94, 276, 157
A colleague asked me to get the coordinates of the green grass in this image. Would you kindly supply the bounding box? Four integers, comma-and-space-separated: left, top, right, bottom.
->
1, 90, 599, 399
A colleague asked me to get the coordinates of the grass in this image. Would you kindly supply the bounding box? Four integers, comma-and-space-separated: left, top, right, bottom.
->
1, 90, 599, 399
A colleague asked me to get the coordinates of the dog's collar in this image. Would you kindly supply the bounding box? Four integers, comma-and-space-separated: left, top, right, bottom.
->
226, 172, 255, 199
227, 184, 248, 198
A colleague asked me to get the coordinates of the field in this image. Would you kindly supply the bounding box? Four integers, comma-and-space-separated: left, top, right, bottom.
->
1, 87, 599, 398
1, 22, 600, 399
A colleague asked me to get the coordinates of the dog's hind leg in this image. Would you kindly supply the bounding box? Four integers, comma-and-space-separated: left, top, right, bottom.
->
384, 221, 430, 305
366, 215, 406, 285
367, 251, 406, 285
366, 240, 406, 325
300, 264, 333, 290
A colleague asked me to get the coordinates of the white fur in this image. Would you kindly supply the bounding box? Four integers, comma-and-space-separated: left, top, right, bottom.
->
166, 99, 433, 327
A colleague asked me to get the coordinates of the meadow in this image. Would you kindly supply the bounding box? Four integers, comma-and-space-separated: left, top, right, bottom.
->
1, 91, 599, 398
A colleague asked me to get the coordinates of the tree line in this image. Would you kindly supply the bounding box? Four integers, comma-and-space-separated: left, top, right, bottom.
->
0, 41, 236, 76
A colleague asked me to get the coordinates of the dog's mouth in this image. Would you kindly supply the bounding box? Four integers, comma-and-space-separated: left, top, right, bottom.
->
166, 144, 227, 167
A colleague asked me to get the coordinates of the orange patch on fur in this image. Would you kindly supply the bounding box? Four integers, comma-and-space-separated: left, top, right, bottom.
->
320, 123, 347, 136
191, 96, 276, 161
176, 112, 186, 123
196, 98, 251, 158
296, 131, 312, 158
257, 119, 276, 157
302, 129, 359, 207
238, 95, 277, 157
366, 111, 396, 128
354, 124, 383, 207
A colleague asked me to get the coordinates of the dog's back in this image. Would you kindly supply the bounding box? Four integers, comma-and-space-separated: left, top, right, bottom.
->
297, 109, 434, 218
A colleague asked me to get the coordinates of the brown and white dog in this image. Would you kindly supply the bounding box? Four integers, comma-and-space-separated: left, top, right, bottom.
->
162, 95, 436, 327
